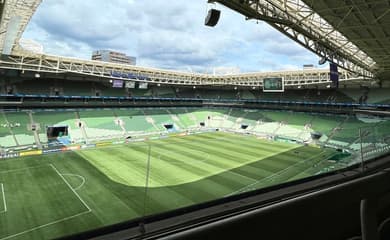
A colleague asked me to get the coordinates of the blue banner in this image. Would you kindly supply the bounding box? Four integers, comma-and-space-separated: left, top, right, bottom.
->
330, 63, 339, 88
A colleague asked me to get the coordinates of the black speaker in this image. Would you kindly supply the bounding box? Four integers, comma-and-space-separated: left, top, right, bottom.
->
205, 9, 221, 27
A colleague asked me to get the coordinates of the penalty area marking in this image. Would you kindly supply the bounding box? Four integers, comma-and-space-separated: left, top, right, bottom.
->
50, 164, 91, 212
0, 183, 6, 213
0, 165, 92, 240
61, 174, 86, 191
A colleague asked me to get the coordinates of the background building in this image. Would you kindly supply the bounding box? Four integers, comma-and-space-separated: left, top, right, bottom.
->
92, 50, 136, 65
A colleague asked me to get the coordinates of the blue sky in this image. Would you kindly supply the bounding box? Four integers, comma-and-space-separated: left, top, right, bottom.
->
22, 0, 322, 73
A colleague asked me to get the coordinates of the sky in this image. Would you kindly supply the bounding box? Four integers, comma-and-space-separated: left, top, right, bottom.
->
22, 0, 323, 74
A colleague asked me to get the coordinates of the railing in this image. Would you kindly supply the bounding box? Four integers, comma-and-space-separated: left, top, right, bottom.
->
1, 93, 390, 109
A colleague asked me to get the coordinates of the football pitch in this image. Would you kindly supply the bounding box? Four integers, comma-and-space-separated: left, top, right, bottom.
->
0, 132, 338, 239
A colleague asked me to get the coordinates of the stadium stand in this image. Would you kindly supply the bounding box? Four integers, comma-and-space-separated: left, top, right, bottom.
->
0, 81, 389, 149
240, 90, 256, 100
3, 111, 35, 146
0, 112, 17, 147
63, 81, 91, 96
31, 110, 79, 144
130, 88, 154, 97
154, 87, 176, 98
143, 109, 173, 131
1, 108, 349, 148
15, 79, 52, 95
366, 88, 390, 104
114, 109, 156, 133
339, 88, 365, 103
168, 108, 198, 128
78, 109, 124, 140
5, 77, 390, 106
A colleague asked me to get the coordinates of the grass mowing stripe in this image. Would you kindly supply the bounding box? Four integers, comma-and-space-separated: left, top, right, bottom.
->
0, 131, 341, 240
77, 147, 149, 186
226, 150, 327, 196
146, 145, 248, 189
0, 211, 92, 240
0, 165, 47, 174
165, 136, 287, 169
287, 150, 336, 181
126, 145, 207, 186
170, 133, 298, 159
193, 133, 301, 160
150, 144, 256, 185
190, 137, 282, 158
172, 138, 283, 172
153, 142, 239, 170
152, 134, 295, 182
81, 133, 269, 187
202, 138, 299, 162
0, 164, 94, 240
255, 151, 327, 186
0, 183, 6, 213
152, 142, 258, 182
111, 148, 205, 205
165, 137, 262, 161
50, 164, 92, 212
149, 150, 209, 185
165, 139, 261, 168
81, 143, 222, 187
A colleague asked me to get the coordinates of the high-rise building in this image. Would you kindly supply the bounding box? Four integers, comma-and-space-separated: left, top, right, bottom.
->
92, 50, 136, 65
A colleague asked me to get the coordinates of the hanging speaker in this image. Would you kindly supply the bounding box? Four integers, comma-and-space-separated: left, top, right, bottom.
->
205, 9, 221, 27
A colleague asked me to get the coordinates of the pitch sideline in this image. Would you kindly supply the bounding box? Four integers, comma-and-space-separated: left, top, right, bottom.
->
0, 183, 6, 213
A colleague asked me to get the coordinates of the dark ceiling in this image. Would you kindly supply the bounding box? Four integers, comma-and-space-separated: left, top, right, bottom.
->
301, 0, 390, 80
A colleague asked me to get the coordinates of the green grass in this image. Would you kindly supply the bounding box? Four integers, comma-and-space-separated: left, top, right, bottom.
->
0, 132, 338, 239
0, 165, 91, 240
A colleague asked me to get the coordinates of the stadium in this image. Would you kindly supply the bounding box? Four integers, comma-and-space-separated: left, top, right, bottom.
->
0, 0, 390, 240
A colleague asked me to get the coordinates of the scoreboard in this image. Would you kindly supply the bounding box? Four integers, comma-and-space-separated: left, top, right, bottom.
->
262, 77, 284, 92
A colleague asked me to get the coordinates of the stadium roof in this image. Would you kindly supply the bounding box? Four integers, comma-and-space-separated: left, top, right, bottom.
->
301, 0, 390, 80
212, 0, 389, 81
0, 0, 386, 86
0, 0, 41, 55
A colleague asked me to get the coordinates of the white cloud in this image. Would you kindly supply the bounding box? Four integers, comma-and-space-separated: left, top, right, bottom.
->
22, 0, 321, 72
